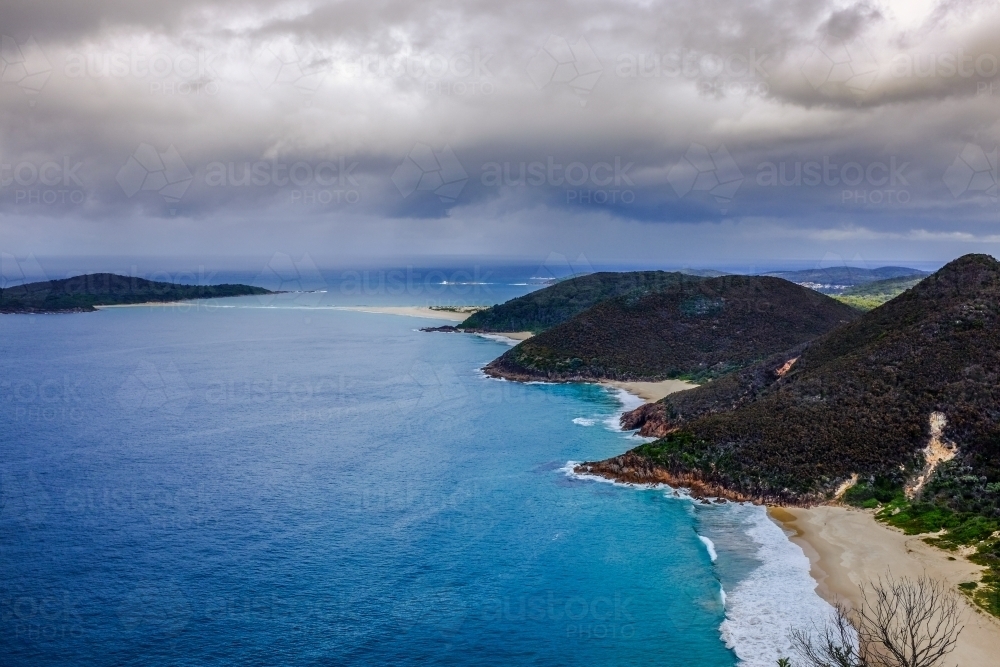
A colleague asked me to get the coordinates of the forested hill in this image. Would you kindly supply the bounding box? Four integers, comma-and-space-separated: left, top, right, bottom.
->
763, 265, 928, 293
484, 275, 859, 382
459, 270, 704, 333
597, 254, 1000, 508
0, 273, 272, 313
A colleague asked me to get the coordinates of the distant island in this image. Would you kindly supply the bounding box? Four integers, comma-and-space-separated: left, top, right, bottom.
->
0, 273, 272, 313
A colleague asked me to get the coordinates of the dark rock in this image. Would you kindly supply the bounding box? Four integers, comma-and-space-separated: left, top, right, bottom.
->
420, 325, 460, 333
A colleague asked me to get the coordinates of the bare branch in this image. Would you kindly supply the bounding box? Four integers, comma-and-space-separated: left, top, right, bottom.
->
791, 574, 963, 667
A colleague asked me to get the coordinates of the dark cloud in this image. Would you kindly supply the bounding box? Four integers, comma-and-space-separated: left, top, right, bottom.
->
0, 0, 997, 264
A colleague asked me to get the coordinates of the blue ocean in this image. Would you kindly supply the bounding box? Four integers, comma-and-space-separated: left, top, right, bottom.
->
0, 275, 834, 666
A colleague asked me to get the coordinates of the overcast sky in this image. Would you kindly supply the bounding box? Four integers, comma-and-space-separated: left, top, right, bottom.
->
0, 0, 998, 270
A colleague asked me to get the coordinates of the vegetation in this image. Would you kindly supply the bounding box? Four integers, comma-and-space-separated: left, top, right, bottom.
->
484, 275, 858, 382
834, 295, 886, 311
789, 575, 962, 667
459, 270, 704, 333
605, 255, 1000, 616
764, 266, 927, 294
834, 276, 927, 311
838, 464, 1000, 617
0, 273, 272, 313
616, 255, 1000, 506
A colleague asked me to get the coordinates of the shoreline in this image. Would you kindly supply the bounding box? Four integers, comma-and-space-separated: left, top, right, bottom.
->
471, 331, 533, 342
770, 505, 1000, 664
335, 306, 469, 321
599, 379, 697, 403
94, 301, 188, 308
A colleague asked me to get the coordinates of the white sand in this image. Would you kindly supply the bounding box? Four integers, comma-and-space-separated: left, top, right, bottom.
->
336, 307, 534, 341
771, 505, 1000, 665
599, 379, 698, 403
334, 306, 469, 321
496, 331, 533, 341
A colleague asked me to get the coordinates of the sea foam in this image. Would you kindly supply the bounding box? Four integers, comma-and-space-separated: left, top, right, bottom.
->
699, 535, 718, 562
602, 386, 646, 435
718, 504, 837, 667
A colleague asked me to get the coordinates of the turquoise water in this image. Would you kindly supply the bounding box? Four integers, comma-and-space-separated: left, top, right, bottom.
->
0, 290, 832, 665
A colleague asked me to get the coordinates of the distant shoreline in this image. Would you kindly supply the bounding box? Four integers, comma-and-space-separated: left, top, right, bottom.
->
335, 306, 469, 322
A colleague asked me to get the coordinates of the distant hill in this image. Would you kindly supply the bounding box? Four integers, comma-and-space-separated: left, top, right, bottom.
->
587, 254, 1000, 509
459, 271, 704, 333
835, 275, 927, 311
764, 266, 928, 294
0, 273, 272, 313
484, 275, 859, 382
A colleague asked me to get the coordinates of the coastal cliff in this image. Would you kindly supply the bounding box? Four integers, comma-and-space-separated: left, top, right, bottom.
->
574, 453, 761, 503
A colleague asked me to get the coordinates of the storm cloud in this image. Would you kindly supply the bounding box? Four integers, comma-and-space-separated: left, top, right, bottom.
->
0, 0, 997, 265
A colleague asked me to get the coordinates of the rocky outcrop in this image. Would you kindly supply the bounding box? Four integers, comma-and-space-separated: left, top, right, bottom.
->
619, 403, 676, 437
419, 325, 460, 333
573, 453, 758, 503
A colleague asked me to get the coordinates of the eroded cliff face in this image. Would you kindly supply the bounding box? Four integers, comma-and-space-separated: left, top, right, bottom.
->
619, 403, 675, 437
572, 453, 756, 503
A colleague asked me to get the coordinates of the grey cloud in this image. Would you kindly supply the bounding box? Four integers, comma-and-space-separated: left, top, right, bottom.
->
0, 0, 997, 264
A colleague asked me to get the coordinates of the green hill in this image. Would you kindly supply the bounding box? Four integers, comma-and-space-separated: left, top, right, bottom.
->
484, 275, 859, 382
834, 275, 927, 311
459, 271, 704, 333
0, 273, 272, 313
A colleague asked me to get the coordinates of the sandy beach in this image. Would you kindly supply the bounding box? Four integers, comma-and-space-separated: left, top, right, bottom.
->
94, 302, 188, 308
493, 331, 533, 341
334, 306, 471, 321
600, 379, 698, 402
336, 307, 536, 341
771, 505, 1000, 665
